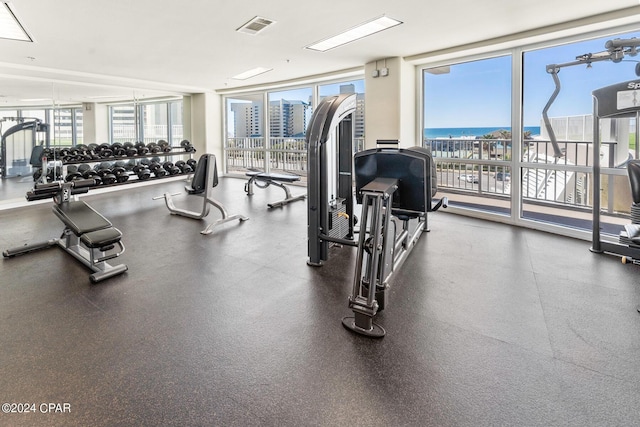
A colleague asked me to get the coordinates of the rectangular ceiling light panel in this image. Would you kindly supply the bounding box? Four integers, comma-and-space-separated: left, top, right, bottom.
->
306, 16, 402, 52
232, 67, 273, 80
0, 2, 33, 42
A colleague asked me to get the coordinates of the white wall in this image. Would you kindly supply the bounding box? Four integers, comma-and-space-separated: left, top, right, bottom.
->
364, 57, 416, 149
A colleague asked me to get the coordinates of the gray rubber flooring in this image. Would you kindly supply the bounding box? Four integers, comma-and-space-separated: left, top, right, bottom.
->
1, 177, 639, 426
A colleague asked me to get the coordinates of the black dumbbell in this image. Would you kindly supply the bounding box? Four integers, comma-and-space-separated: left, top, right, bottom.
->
157, 140, 172, 152
82, 170, 102, 186
174, 160, 192, 174
186, 158, 197, 170
111, 142, 126, 157
65, 172, 84, 182
112, 166, 130, 183
149, 162, 167, 177
147, 142, 162, 154
136, 167, 151, 180
135, 142, 149, 156
162, 161, 180, 175
180, 140, 196, 152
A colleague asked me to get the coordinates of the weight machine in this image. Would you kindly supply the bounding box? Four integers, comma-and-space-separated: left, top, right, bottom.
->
542, 37, 640, 265
306, 94, 446, 338
1, 117, 50, 179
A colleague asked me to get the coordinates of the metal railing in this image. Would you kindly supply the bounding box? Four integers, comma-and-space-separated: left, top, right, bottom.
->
224, 137, 365, 179
426, 137, 628, 213
111, 125, 184, 144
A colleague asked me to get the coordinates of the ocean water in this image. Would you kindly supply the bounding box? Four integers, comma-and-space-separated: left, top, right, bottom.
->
424, 126, 541, 139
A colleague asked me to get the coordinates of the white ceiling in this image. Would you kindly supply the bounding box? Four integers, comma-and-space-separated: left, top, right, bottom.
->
1, 0, 640, 107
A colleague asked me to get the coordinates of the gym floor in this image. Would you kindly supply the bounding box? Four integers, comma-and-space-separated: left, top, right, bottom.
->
1, 176, 639, 427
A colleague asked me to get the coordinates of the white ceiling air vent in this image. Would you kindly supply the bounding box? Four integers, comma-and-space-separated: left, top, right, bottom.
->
236, 16, 275, 35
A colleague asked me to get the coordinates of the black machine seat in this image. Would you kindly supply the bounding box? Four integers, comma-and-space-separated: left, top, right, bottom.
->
81, 227, 122, 249
187, 154, 218, 195
52, 201, 112, 236
628, 160, 640, 205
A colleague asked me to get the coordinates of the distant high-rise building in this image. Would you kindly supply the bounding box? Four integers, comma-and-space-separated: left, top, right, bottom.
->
230, 102, 263, 137
269, 99, 309, 138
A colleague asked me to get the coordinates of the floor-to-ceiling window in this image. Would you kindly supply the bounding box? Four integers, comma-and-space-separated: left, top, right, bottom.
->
225, 93, 265, 173
223, 79, 365, 177
109, 100, 183, 145
420, 27, 640, 239
423, 56, 513, 216
521, 32, 640, 236
268, 88, 312, 176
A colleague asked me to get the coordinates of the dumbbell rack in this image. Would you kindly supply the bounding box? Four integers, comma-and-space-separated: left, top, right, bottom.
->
59, 148, 195, 189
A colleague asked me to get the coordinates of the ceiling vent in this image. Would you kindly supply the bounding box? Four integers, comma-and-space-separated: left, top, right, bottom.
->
236, 16, 275, 35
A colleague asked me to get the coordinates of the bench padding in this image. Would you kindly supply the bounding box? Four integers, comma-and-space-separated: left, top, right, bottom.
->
52, 201, 112, 235
246, 171, 300, 183
81, 227, 122, 248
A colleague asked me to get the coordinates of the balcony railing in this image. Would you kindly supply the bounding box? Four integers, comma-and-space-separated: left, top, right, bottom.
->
425, 137, 630, 215
224, 137, 365, 179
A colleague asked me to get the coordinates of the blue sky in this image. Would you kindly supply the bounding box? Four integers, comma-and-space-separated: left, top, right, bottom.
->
424, 31, 640, 128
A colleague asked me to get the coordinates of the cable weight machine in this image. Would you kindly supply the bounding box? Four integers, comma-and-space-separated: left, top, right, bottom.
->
306, 95, 446, 338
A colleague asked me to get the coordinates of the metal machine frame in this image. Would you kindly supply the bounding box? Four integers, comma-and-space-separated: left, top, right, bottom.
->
306, 94, 446, 337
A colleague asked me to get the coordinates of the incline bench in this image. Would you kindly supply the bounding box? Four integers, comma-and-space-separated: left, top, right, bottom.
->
244, 171, 306, 208
3, 179, 128, 283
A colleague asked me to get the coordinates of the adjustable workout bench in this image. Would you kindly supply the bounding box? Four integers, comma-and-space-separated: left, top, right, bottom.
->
244, 171, 306, 208
157, 153, 248, 235
3, 179, 128, 283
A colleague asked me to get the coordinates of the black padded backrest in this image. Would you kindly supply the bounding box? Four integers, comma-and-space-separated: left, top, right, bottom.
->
354, 146, 437, 215
190, 154, 218, 194
30, 144, 44, 167
628, 160, 640, 205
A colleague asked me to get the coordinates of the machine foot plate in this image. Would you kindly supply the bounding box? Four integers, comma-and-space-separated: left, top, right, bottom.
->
341, 316, 385, 338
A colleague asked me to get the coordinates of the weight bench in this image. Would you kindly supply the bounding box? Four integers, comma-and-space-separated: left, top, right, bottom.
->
244, 171, 306, 208
3, 179, 128, 283
157, 153, 248, 235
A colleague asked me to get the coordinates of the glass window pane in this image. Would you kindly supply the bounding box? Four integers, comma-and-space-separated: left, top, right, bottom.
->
141, 103, 168, 144
423, 56, 512, 216
522, 31, 640, 234
268, 88, 312, 175
169, 101, 183, 144
110, 104, 136, 144
225, 94, 265, 173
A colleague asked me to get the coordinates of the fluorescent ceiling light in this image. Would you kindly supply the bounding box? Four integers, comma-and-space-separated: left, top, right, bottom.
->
232, 67, 273, 80
305, 16, 402, 52
0, 2, 33, 42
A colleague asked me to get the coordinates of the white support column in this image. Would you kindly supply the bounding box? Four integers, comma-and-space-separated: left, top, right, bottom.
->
364, 57, 416, 149
82, 102, 108, 144
190, 92, 222, 158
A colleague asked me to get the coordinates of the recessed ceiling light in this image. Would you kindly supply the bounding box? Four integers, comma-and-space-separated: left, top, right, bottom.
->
232, 67, 273, 80
305, 15, 402, 52
0, 2, 33, 42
